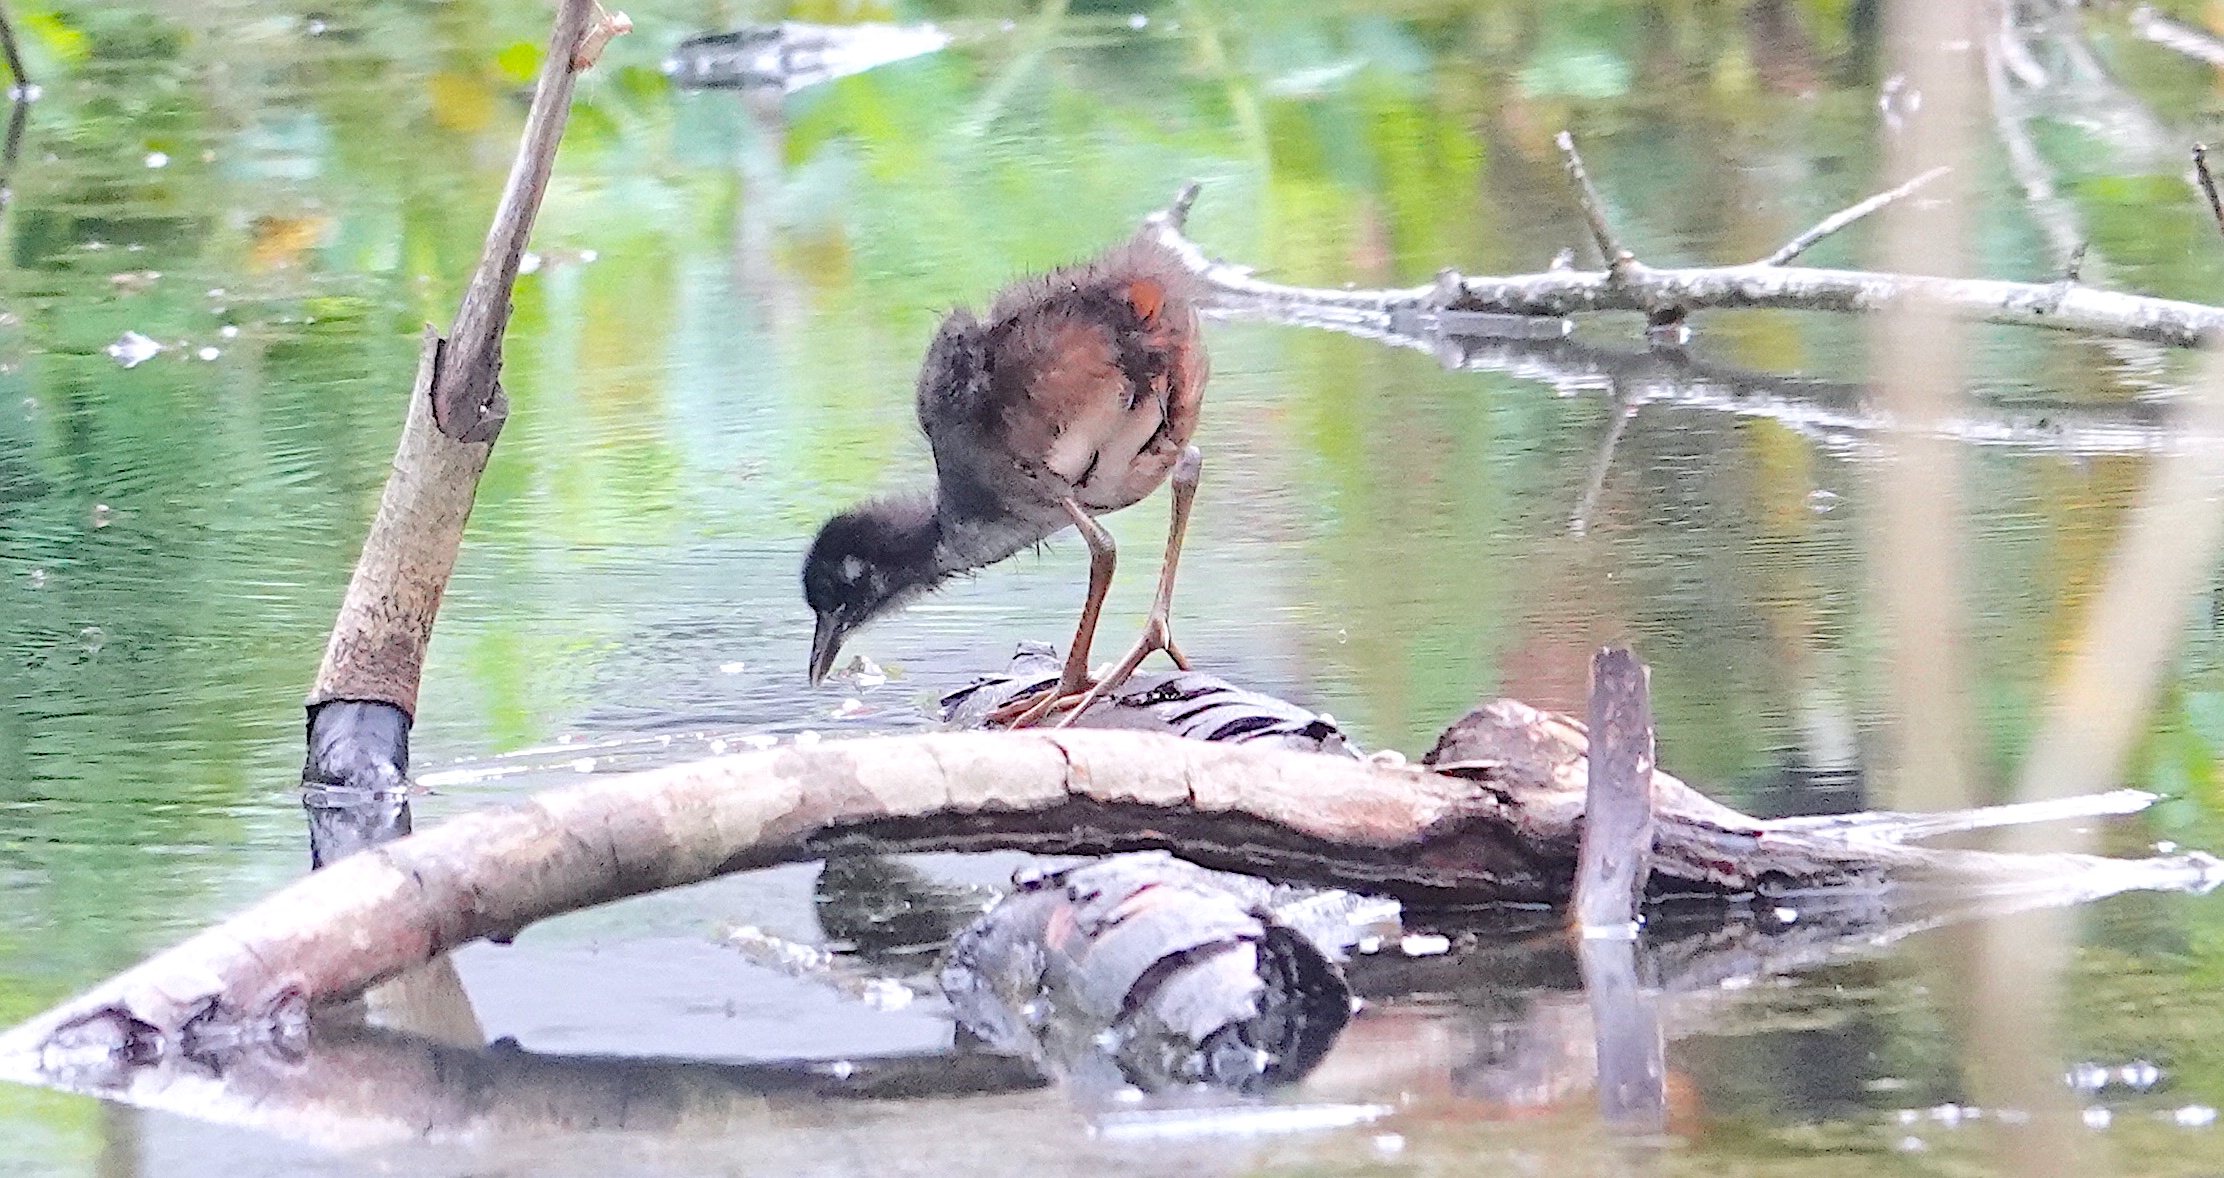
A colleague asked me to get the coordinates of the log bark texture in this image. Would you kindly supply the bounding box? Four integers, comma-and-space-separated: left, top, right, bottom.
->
7, 715, 2216, 1069
307, 330, 490, 717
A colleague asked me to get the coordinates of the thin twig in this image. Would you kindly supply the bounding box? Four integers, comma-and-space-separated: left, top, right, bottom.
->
1761, 165, 1950, 266
430, 0, 609, 441
2131, 4, 2224, 67
1554, 131, 1632, 272
2197, 144, 2224, 238
0, 1, 27, 98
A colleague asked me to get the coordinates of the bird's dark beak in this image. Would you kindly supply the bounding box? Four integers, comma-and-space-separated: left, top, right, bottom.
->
808, 611, 847, 686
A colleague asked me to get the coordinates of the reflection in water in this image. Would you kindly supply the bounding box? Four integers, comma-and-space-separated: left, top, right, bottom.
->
941, 854, 1353, 1096
14, 0, 2224, 1173
35, 865, 2215, 1171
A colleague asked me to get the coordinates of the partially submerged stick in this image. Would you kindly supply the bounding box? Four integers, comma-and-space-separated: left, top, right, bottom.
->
1572, 648, 1654, 936
303, 0, 621, 812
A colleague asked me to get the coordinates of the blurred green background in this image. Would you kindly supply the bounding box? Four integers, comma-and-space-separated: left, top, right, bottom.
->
9, 0, 2224, 1172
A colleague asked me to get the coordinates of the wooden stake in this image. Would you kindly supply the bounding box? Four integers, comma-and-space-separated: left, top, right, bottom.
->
304, 0, 620, 795
1573, 646, 1656, 936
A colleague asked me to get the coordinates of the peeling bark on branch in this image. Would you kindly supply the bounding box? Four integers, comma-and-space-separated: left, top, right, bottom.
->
6, 711, 2215, 1069
307, 332, 488, 719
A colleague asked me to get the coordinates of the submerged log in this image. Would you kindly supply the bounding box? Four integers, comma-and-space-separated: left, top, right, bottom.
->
3, 688, 2214, 1075
17, 863, 2206, 1145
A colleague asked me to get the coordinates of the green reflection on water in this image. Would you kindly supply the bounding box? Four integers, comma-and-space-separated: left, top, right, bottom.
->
7, 0, 2224, 1172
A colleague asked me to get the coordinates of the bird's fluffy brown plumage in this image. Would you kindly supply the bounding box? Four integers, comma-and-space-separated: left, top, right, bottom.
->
802, 231, 1211, 679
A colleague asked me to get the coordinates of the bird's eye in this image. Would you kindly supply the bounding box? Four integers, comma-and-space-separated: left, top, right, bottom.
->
839, 556, 866, 583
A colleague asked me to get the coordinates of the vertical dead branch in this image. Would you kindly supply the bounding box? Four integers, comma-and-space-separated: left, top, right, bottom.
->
304, 0, 620, 801
1554, 132, 1633, 273
2196, 145, 2224, 237
1573, 647, 1655, 935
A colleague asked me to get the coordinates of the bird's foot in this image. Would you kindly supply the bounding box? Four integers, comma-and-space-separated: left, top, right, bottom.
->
988, 618, 1189, 730
1045, 616, 1187, 730
990, 685, 1093, 729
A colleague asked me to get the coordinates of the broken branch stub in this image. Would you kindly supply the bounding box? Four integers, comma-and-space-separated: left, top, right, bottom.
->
1555, 132, 1632, 273
1573, 647, 1655, 936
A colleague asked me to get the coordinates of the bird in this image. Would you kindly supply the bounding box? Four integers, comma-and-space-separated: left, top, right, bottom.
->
802, 213, 1210, 726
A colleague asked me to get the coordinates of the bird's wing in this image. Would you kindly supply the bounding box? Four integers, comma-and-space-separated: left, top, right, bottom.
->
915, 308, 990, 440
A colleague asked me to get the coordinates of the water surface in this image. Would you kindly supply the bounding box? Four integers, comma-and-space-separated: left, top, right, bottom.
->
9, 0, 2224, 1173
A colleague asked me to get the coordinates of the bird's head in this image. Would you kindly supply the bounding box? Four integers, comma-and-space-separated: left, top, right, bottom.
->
802, 497, 942, 685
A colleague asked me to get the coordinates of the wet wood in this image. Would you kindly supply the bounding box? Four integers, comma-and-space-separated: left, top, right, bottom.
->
1572, 648, 1654, 935
1579, 937, 1666, 1133
18, 863, 2209, 1141
5, 705, 2216, 1067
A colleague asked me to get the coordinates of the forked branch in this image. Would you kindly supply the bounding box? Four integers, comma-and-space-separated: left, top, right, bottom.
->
1556, 132, 1632, 272
1146, 155, 2224, 348
1763, 165, 1950, 266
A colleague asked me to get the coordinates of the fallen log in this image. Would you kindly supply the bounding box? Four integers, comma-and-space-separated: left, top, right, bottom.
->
14, 858, 2205, 1146
4, 695, 2214, 1077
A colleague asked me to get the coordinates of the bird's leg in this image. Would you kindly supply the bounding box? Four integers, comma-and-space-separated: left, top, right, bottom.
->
1054, 446, 1203, 728
997, 498, 1116, 728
